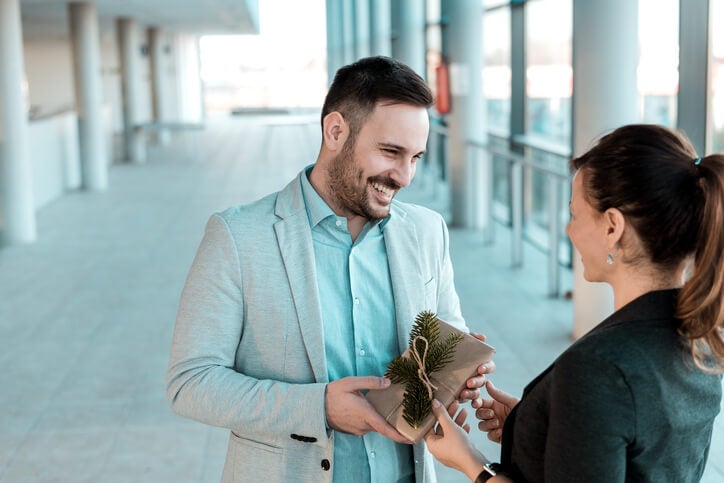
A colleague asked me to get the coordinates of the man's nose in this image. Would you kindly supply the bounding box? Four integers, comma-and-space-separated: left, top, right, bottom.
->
392, 159, 415, 188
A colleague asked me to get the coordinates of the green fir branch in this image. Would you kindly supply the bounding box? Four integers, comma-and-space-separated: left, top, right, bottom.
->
401, 379, 432, 428
426, 332, 464, 374
408, 310, 440, 348
384, 355, 419, 384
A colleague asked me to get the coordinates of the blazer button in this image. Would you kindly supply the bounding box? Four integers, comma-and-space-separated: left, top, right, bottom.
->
321, 459, 331, 471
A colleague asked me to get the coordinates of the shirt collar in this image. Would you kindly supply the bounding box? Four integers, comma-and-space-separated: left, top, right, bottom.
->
300, 165, 392, 231
300, 165, 335, 228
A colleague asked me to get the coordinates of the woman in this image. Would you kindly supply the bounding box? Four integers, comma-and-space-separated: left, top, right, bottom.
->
425, 124, 724, 482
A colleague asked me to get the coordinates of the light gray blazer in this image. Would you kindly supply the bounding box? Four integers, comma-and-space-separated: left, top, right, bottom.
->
166, 170, 466, 482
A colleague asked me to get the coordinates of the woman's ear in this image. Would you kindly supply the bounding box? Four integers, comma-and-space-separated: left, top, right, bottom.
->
604, 207, 625, 250
322, 111, 348, 151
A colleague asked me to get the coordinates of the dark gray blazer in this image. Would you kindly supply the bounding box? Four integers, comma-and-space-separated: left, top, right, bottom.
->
500, 289, 722, 482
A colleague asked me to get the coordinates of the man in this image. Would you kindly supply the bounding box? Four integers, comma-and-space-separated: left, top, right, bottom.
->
166, 56, 490, 483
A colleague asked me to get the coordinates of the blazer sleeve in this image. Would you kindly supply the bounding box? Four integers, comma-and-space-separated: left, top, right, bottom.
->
166, 214, 329, 446
435, 215, 465, 331
543, 349, 634, 482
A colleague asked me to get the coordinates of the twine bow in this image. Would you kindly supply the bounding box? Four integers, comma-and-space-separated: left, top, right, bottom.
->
410, 335, 439, 400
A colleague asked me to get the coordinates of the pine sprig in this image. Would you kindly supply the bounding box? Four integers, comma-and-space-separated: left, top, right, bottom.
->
408, 310, 440, 348
384, 311, 464, 428
401, 379, 432, 428
385, 355, 419, 384
426, 332, 464, 374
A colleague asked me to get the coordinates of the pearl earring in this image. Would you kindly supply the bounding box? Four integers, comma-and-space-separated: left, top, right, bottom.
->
606, 253, 614, 265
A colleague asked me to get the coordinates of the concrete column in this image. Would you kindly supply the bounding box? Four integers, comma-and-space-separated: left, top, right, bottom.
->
117, 17, 145, 163
69, 2, 108, 190
442, 0, 488, 231
509, 2, 526, 265
391, 0, 426, 76
326, 0, 344, 84
370, 0, 392, 56
571, 0, 638, 338
354, 0, 371, 59
341, 0, 355, 63
172, 33, 203, 123
677, 0, 710, 154
0, 0, 36, 243
149, 26, 170, 145
510, 3, 526, 140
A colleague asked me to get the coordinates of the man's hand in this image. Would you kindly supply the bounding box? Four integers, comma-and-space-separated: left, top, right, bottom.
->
325, 376, 411, 444
472, 380, 519, 444
459, 333, 497, 401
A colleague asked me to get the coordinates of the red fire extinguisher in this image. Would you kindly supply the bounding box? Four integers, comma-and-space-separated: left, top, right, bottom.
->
435, 62, 451, 115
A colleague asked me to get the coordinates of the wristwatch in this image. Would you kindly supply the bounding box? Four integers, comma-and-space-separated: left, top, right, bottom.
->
475, 462, 502, 482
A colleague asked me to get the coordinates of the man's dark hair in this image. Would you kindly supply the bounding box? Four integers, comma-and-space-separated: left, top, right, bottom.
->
321, 56, 433, 139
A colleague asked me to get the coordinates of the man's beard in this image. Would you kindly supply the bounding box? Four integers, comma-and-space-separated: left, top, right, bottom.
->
327, 139, 398, 222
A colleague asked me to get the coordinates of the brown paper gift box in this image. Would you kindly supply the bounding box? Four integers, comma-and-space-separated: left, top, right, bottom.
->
365, 317, 496, 444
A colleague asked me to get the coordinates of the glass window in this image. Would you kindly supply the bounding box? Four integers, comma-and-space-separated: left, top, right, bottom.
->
525, 0, 572, 146
523, 0, 572, 266
199, 0, 326, 115
484, 7, 511, 134
711, 0, 724, 152
425, 0, 443, 95
425, 0, 446, 179
638, 0, 678, 126
483, 5, 513, 224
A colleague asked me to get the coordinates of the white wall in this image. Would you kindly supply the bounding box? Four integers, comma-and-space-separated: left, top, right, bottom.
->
23, 38, 75, 118
29, 111, 80, 208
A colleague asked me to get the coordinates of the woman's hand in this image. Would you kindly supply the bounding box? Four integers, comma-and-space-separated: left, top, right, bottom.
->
425, 399, 487, 481
472, 380, 519, 444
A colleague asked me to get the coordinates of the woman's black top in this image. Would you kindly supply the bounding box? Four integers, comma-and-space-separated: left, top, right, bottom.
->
499, 289, 722, 482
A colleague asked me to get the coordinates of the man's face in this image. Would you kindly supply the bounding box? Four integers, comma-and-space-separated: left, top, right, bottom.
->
327, 102, 429, 221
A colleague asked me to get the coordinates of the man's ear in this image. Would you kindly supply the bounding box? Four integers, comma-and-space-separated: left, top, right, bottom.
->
604, 207, 625, 249
322, 111, 348, 151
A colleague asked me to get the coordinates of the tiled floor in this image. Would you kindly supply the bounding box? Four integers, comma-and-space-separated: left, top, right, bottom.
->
1, 115, 721, 482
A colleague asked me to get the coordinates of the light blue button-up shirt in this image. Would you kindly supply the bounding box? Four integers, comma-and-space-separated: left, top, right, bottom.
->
300, 168, 414, 483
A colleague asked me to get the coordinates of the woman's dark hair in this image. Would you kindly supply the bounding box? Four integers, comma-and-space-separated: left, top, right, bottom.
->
571, 124, 724, 372
321, 56, 433, 140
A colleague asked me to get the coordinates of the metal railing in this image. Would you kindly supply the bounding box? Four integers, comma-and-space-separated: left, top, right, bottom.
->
427, 118, 571, 298
483, 132, 571, 297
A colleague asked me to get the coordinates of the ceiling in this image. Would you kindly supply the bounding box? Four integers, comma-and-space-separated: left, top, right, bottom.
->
20, 0, 260, 37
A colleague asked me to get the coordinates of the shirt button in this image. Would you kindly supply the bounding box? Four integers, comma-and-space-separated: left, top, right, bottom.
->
335, 220, 342, 227
359, 349, 366, 356
370, 451, 376, 459
354, 298, 360, 305
321, 459, 331, 471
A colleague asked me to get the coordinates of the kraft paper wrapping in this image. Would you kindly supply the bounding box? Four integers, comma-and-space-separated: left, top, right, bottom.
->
366, 318, 496, 444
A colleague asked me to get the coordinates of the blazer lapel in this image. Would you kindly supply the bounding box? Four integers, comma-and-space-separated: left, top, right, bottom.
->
384, 206, 425, 353
274, 175, 328, 383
